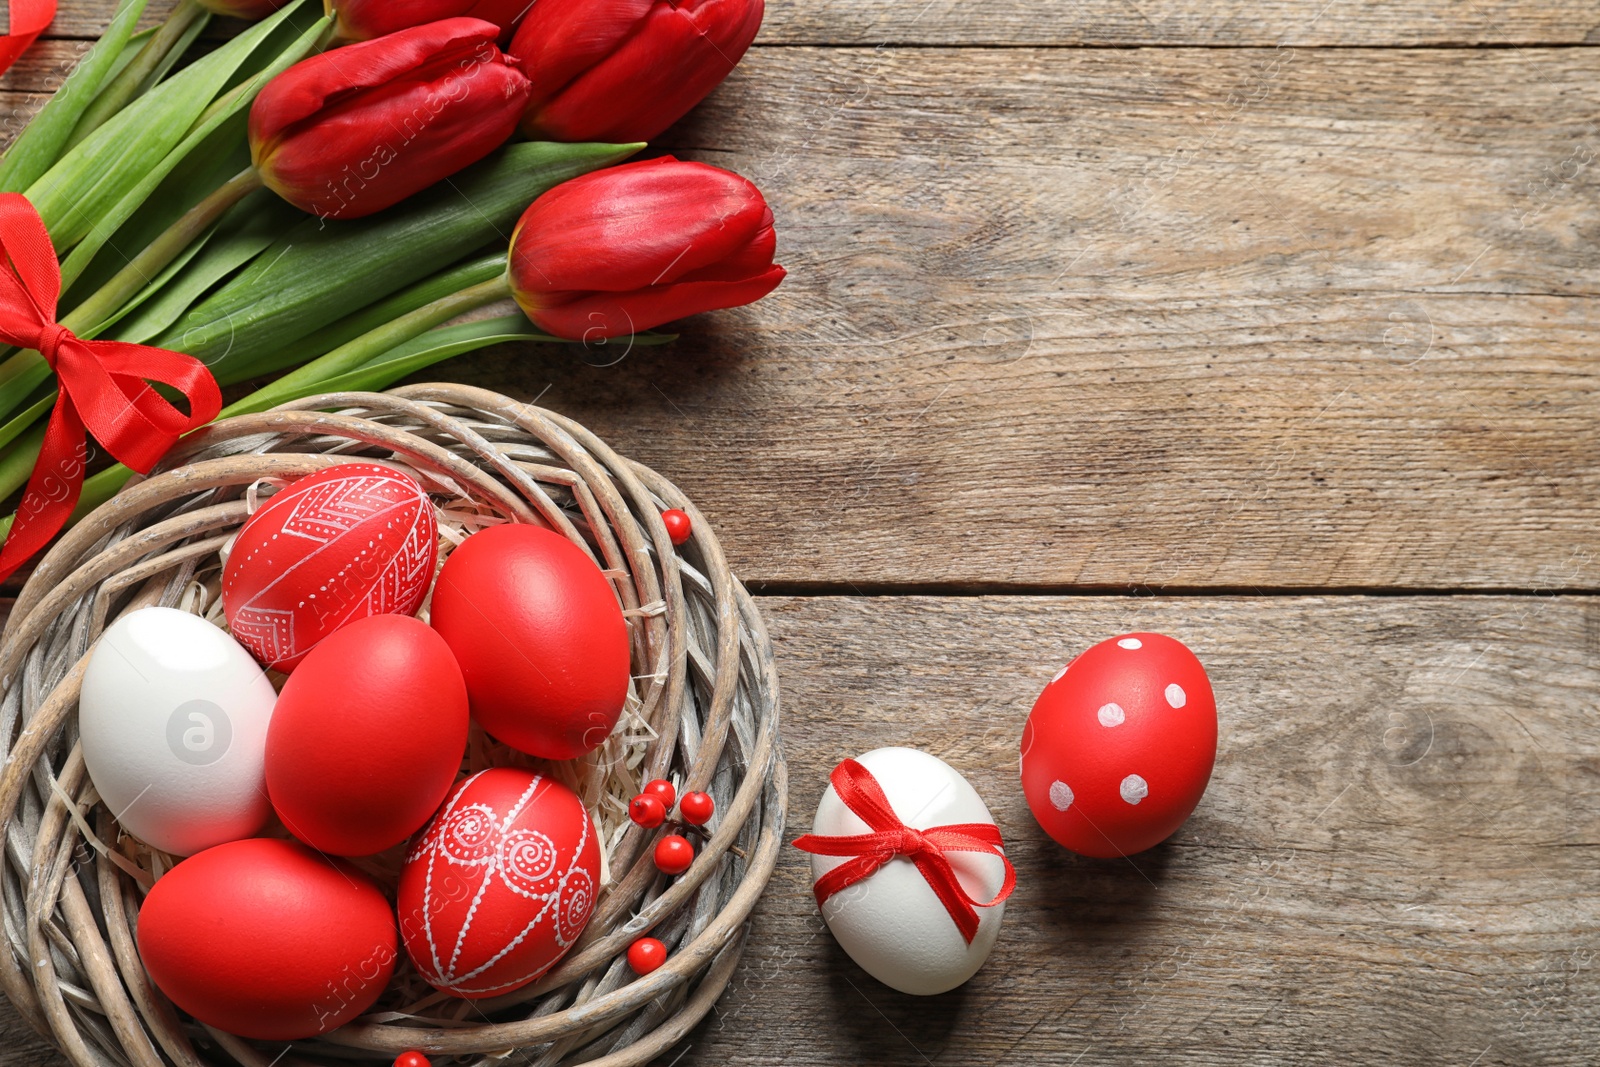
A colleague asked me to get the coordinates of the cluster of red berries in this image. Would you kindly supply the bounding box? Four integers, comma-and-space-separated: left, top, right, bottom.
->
629, 778, 716, 876
620, 778, 717, 976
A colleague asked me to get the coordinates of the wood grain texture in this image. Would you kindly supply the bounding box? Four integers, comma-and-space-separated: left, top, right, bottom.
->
665, 595, 1600, 1065
22, 0, 1600, 46
3, 44, 1597, 590
432, 46, 1599, 591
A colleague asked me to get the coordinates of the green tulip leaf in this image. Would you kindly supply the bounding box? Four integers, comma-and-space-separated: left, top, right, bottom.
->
109, 189, 298, 344
270, 251, 509, 369
0, 0, 150, 194
61, 117, 255, 310
0, 387, 56, 454
55, 12, 329, 293
136, 7, 212, 97
25, 0, 315, 251
273, 316, 553, 401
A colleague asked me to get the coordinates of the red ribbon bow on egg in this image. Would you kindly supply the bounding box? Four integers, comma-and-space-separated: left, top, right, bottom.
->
0, 194, 221, 583
793, 758, 1016, 945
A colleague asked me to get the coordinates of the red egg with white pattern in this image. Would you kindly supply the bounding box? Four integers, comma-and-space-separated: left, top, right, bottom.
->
1020, 633, 1217, 858
397, 767, 601, 998
222, 463, 438, 671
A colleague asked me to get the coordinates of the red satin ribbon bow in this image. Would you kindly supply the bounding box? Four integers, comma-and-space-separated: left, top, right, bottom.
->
0, 193, 221, 583
793, 758, 1017, 945
0, 0, 55, 78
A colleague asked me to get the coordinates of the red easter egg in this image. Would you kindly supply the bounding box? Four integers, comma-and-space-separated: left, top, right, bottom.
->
223, 463, 438, 671
1020, 633, 1217, 858
136, 838, 396, 1039
398, 767, 601, 998
429, 524, 629, 759
266, 614, 469, 856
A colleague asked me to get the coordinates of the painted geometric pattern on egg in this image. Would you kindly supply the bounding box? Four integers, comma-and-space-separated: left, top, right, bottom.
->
406, 776, 594, 997
227, 470, 434, 667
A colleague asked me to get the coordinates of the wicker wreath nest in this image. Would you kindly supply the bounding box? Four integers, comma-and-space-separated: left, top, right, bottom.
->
0, 384, 786, 1067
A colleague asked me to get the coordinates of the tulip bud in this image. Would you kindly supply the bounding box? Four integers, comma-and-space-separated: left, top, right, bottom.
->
508, 157, 784, 340
327, 0, 476, 42
513, 0, 764, 143
197, 0, 292, 16
250, 19, 532, 222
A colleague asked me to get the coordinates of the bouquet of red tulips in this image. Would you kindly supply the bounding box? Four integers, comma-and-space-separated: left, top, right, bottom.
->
0, 0, 784, 580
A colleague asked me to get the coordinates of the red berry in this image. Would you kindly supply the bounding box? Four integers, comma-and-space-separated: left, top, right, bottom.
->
643, 778, 676, 809
662, 509, 692, 546
627, 936, 668, 975
395, 1053, 430, 1067
654, 834, 694, 875
679, 790, 715, 826
628, 794, 666, 828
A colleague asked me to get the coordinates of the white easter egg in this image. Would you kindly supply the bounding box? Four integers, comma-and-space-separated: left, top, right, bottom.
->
80, 607, 277, 856
808, 747, 1008, 996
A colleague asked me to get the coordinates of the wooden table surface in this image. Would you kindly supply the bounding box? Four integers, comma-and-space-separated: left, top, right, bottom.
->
4, 2, 1599, 1064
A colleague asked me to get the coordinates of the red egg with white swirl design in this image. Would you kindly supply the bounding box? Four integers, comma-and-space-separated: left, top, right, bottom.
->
222, 463, 438, 671
397, 768, 600, 998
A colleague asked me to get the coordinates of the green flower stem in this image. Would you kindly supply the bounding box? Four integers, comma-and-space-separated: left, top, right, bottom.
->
73, 167, 265, 337
221, 274, 513, 417
67, 0, 209, 151
272, 251, 507, 369
0, 167, 265, 427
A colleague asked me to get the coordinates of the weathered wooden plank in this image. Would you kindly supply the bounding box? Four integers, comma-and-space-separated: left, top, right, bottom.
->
446, 46, 1599, 590
1, 46, 1596, 590
27, 0, 1600, 46
659, 594, 1599, 1065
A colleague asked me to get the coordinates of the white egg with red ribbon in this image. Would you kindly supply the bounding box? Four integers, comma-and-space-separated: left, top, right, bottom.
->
794, 747, 1015, 996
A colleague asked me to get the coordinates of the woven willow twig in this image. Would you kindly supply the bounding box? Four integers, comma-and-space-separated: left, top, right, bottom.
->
0, 385, 786, 1067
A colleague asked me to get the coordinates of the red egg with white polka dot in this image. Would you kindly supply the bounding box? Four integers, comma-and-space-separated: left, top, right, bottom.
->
1019, 633, 1217, 858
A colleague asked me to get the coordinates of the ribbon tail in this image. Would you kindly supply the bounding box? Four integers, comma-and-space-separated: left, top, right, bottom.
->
810, 854, 891, 911
0, 396, 86, 585
911, 852, 982, 945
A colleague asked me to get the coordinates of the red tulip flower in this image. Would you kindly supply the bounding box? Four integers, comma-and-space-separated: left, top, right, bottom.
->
513, 0, 764, 143
509, 157, 784, 340
250, 19, 531, 221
